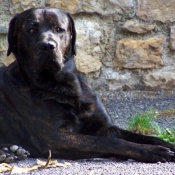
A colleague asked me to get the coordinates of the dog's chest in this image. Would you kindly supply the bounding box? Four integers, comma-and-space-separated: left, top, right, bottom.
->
0, 68, 96, 134
30, 99, 86, 133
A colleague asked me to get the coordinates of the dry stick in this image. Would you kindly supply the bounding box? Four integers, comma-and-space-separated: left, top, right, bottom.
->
43, 150, 51, 169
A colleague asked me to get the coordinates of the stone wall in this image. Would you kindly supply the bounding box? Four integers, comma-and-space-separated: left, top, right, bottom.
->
1, 0, 175, 93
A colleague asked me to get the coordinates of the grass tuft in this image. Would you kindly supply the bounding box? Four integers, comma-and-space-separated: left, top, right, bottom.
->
157, 128, 175, 144
126, 109, 175, 144
127, 110, 160, 135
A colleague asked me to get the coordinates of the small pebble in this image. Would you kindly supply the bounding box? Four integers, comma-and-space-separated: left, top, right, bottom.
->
10, 145, 18, 152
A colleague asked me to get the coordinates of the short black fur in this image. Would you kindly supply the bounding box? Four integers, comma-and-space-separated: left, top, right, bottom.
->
0, 7, 175, 163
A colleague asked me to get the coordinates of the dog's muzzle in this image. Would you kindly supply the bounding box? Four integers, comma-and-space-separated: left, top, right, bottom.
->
37, 40, 64, 70
38, 41, 56, 53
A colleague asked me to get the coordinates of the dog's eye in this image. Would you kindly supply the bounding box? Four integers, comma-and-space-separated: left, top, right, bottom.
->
56, 27, 64, 33
29, 29, 35, 33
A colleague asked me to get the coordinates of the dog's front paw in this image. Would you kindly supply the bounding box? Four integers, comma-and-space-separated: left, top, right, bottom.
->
144, 145, 175, 163
0, 145, 30, 163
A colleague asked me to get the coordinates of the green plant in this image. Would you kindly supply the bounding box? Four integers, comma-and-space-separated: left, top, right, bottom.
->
158, 128, 175, 144
126, 109, 175, 144
127, 110, 160, 135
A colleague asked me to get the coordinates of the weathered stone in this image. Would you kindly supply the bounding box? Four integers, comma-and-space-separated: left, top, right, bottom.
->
0, 35, 15, 66
21, 0, 35, 6
74, 16, 114, 74
75, 54, 102, 75
144, 72, 175, 89
0, 26, 7, 34
74, 17, 103, 74
102, 68, 133, 91
46, 0, 81, 13
11, 0, 19, 4
77, 0, 134, 15
123, 20, 156, 34
170, 26, 175, 50
137, 0, 175, 22
0, 17, 10, 34
0, 35, 7, 52
9, 0, 46, 14
0, 52, 15, 66
0, 0, 6, 15
113, 38, 164, 69
46, 0, 134, 15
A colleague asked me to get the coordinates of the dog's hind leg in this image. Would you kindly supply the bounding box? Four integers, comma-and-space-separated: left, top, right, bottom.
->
0, 144, 30, 163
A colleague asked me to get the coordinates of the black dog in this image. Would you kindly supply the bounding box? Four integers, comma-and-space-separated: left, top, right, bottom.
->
0, 7, 175, 163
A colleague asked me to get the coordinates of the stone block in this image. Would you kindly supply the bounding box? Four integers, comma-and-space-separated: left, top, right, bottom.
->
0, 35, 7, 52
74, 17, 103, 74
46, 0, 134, 15
0, 17, 10, 34
74, 16, 114, 74
102, 68, 133, 91
170, 26, 175, 50
137, 0, 175, 22
144, 72, 175, 89
9, 0, 46, 14
113, 38, 164, 69
46, 0, 81, 13
123, 20, 156, 34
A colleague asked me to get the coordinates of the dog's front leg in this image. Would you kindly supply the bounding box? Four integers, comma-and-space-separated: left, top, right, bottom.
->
38, 132, 174, 163
101, 125, 175, 156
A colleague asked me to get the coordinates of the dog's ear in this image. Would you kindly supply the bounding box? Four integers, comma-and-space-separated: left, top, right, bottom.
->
67, 13, 76, 56
7, 14, 19, 57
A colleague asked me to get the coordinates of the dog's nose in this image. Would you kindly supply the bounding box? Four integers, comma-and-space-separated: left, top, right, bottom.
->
38, 42, 56, 52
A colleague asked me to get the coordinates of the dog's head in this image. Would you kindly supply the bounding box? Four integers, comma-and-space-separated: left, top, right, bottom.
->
7, 8, 76, 82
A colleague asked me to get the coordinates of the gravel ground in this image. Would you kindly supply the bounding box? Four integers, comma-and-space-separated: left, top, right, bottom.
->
2, 91, 175, 175
103, 90, 175, 129
6, 158, 175, 175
